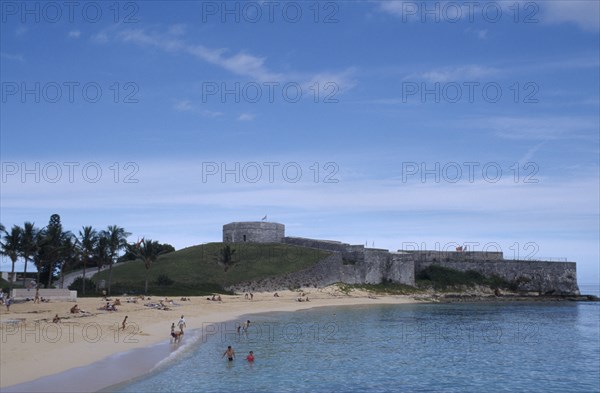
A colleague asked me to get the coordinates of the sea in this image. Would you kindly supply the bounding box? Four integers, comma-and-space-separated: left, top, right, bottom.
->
105, 284, 600, 393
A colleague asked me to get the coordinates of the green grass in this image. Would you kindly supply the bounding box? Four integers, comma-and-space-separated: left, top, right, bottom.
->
93, 242, 330, 295
336, 282, 423, 295
354, 282, 423, 295
416, 265, 514, 290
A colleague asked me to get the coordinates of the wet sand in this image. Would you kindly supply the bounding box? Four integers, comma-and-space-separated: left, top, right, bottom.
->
0, 287, 422, 391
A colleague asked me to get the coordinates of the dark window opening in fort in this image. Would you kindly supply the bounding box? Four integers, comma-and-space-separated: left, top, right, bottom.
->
243, 235, 246, 242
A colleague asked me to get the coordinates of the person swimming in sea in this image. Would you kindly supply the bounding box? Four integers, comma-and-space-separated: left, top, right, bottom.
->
222, 346, 235, 361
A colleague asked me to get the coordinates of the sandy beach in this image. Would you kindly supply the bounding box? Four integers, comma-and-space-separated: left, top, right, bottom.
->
0, 287, 423, 390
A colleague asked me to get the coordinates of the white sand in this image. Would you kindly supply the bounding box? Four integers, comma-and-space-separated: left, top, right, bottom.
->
0, 287, 424, 388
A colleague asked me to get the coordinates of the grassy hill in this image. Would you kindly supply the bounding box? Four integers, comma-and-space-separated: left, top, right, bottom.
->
93, 242, 329, 295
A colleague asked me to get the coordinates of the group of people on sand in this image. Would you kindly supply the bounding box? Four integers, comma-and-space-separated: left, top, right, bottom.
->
222, 346, 254, 362
244, 293, 254, 300
297, 293, 310, 302
20, 288, 50, 303
101, 302, 118, 311
207, 295, 222, 302
70, 304, 89, 314
144, 298, 175, 310
170, 315, 186, 343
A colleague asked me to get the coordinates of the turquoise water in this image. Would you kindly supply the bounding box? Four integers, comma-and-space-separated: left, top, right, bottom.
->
112, 300, 600, 393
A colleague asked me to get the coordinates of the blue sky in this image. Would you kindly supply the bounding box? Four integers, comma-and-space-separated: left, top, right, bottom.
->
1, 1, 599, 285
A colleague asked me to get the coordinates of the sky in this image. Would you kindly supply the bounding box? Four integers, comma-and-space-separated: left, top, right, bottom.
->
1, 1, 599, 285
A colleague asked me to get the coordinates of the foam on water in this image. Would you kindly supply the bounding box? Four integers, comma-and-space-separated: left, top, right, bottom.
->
150, 328, 204, 372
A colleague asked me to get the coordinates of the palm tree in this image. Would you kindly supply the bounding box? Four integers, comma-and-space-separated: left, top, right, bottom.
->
103, 225, 131, 295
1, 226, 22, 292
59, 234, 78, 288
93, 234, 110, 292
78, 226, 97, 295
19, 222, 38, 288
32, 228, 46, 286
43, 214, 64, 288
128, 238, 163, 294
218, 245, 237, 272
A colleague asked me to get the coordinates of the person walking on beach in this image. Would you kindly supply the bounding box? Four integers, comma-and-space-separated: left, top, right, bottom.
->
5, 296, 12, 311
121, 315, 128, 330
171, 322, 183, 343
34, 287, 40, 304
178, 315, 186, 333
222, 346, 235, 361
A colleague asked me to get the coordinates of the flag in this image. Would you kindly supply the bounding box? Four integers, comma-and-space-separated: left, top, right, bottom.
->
261, 215, 267, 221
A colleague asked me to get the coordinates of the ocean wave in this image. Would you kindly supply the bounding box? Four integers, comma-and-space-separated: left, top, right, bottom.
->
150, 329, 204, 371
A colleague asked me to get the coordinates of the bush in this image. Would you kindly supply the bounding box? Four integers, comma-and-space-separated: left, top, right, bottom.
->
68, 277, 97, 296
156, 274, 174, 286
416, 265, 512, 290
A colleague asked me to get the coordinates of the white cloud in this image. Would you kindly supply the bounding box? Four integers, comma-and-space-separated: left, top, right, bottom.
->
68, 30, 81, 39
377, 1, 410, 17
464, 27, 488, 40
377, 1, 600, 31
303, 69, 357, 95
541, 0, 600, 31
0, 52, 24, 62
115, 27, 356, 93
237, 113, 256, 121
173, 99, 194, 112
485, 116, 599, 141
414, 65, 500, 83
167, 24, 187, 36
118, 28, 282, 82
91, 32, 109, 44
173, 99, 223, 117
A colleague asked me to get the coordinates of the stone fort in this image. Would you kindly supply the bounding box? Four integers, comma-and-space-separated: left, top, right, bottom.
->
222, 221, 580, 295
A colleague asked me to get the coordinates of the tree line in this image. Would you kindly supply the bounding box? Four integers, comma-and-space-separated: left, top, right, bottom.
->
0, 214, 174, 295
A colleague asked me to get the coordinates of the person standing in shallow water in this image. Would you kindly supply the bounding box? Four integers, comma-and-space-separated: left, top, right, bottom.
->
222, 346, 235, 361
246, 351, 254, 362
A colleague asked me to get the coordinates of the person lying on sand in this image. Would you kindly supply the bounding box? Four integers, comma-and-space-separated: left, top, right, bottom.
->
52, 314, 60, 323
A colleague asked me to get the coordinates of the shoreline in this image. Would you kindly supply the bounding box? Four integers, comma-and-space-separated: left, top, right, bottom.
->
0, 287, 422, 390
2, 287, 596, 392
